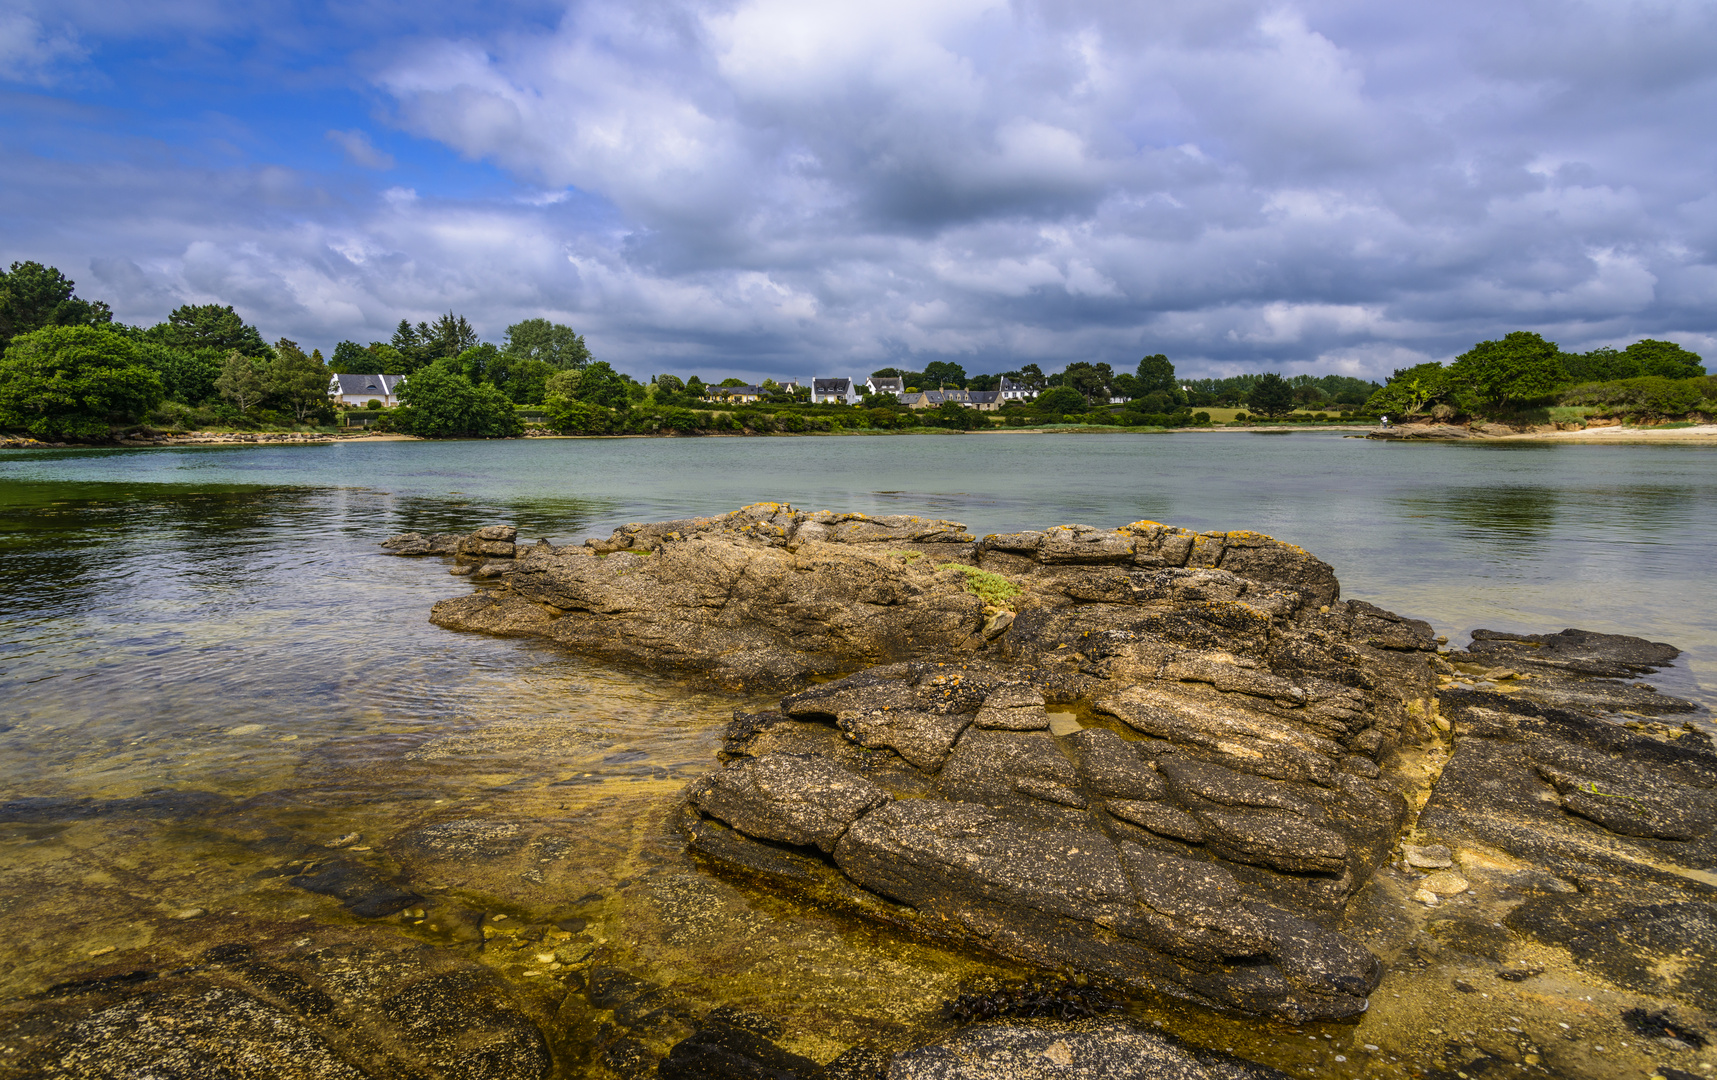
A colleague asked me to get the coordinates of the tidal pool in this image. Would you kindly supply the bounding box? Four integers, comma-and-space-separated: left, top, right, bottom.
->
1, 433, 1712, 1077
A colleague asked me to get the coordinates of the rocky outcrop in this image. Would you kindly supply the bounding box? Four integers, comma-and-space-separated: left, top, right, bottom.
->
407, 505, 1385, 694
1413, 632, 1716, 1012
397, 508, 1714, 1029
395, 507, 1445, 1021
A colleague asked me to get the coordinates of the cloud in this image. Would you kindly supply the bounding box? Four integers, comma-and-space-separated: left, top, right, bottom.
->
4, 0, 1716, 383
326, 128, 395, 170
0, 10, 85, 84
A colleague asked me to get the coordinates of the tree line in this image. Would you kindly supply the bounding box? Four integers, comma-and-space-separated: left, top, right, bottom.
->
0, 260, 592, 439
1365, 332, 1707, 419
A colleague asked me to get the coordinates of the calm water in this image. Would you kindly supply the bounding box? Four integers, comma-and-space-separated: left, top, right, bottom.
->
0, 431, 1712, 1074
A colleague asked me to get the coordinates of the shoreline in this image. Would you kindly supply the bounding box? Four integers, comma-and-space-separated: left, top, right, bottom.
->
7, 421, 1716, 449
1367, 422, 1717, 445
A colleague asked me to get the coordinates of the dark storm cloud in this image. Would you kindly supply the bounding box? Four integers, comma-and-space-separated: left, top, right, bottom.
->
3, 0, 1714, 380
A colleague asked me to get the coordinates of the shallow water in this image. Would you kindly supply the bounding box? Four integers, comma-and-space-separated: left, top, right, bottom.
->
1, 432, 1713, 1076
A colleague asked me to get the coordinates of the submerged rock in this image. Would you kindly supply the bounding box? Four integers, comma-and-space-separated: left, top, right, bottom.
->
890, 1020, 1288, 1080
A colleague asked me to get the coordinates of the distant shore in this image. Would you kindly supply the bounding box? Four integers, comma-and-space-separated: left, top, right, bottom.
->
7, 421, 1714, 449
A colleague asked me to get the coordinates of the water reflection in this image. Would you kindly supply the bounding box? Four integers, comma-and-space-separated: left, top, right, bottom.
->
1395, 485, 1562, 547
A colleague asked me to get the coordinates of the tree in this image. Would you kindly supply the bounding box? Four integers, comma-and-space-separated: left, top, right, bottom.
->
570, 361, 631, 409
268, 338, 331, 422
491, 356, 555, 404
0, 261, 113, 352
423, 312, 480, 360
1624, 339, 1705, 380
0, 326, 163, 439
394, 367, 523, 437
133, 340, 222, 404
1136, 354, 1175, 394
390, 320, 427, 369
1246, 373, 1295, 417
1365, 362, 1448, 416
1562, 346, 1630, 384
441, 343, 500, 384
966, 373, 999, 391
330, 341, 370, 374
502, 318, 591, 370
1061, 362, 1112, 405
1034, 386, 1087, 416
922, 361, 967, 389
216, 351, 268, 414
1449, 331, 1565, 408
151, 304, 269, 356
1017, 363, 1045, 388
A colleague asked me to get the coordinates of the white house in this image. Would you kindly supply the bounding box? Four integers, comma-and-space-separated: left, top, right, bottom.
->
330, 373, 405, 407
866, 375, 905, 396
998, 376, 1037, 402
810, 377, 859, 405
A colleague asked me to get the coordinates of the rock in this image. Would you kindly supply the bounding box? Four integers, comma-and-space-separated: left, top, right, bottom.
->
1411, 888, 1439, 907
420, 509, 1447, 1019
889, 1020, 1288, 1079
975, 683, 1049, 730
1417, 870, 1470, 896
1401, 844, 1452, 869
288, 860, 423, 918
424, 506, 1381, 692
1417, 632, 1717, 1013
691, 754, 890, 852
658, 1021, 821, 1079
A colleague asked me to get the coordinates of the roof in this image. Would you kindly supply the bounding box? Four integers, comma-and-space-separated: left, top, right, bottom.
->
967, 390, 1001, 404
868, 376, 904, 392
999, 376, 1033, 391
331, 374, 404, 395
714, 384, 764, 395
812, 377, 853, 392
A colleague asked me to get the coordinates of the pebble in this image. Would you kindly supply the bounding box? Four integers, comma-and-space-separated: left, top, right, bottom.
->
1412, 888, 1440, 907
1403, 844, 1453, 869
88, 946, 116, 956
1419, 870, 1471, 896
325, 833, 361, 849
170, 908, 206, 920
225, 723, 264, 736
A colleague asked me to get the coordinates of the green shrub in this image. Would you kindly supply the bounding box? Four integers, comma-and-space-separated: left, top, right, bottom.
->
938, 563, 1023, 609
544, 395, 617, 434
1559, 376, 1708, 416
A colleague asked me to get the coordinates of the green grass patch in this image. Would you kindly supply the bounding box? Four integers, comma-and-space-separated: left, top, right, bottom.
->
939, 562, 1023, 609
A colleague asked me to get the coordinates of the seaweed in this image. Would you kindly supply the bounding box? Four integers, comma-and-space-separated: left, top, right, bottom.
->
943, 976, 1120, 1024
1621, 1008, 1707, 1047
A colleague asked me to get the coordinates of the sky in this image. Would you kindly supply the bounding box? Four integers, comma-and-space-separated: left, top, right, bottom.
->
2, 0, 1715, 385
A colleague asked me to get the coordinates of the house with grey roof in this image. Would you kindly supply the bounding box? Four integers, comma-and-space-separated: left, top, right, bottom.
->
810, 377, 858, 405
899, 388, 1001, 412
865, 376, 905, 396
998, 376, 1037, 402
329, 374, 405, 407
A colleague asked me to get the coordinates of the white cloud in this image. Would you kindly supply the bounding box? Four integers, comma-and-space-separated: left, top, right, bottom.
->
6, 0, 1717, 382
326, 129, 395, 170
